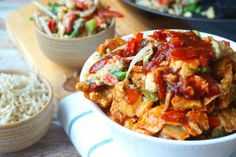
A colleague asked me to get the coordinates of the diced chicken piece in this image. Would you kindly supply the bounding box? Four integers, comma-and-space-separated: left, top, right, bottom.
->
96, 37, 126, 55
160, 125, 189, 140
131, 66, 146, 89
145, 72, 157, 92
169, 59, 184, 72
179, 59, 200, 78
231, 53, 236, 72
110, 80, 141, 124
131, 65, 143, 72
186, 110, 209, 131
171, 96, 202, 111
211, 38, 234, 60
188, 75, 209, 95
124, 118, 137, 129
218, 107, 236, 133
216, 58, 233, 95
163, 91, 172, 112
88, 87, 113, 108
214, 58, 234, 108
124, 118, 154, 135
76, 81, 90, 92
165, 73, 177, 84
135, 105, 165, 135
184, 111, 209, 137
136, 99, 153, 118
217, 86, 236, 109
186, 121, 202, 136
203, 94, 220, 106
233, 73, 236, 83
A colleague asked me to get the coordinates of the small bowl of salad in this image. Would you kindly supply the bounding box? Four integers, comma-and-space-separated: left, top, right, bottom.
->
32, 0, 123, 68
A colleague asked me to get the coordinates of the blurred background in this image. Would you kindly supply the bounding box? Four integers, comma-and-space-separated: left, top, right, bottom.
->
0, 0, 235, 156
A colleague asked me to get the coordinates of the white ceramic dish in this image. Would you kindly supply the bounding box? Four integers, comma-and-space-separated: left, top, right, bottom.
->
80, 30, 236, 157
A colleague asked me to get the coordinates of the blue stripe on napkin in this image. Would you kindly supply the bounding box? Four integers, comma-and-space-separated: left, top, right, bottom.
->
68, 110, 93, 136
87, 138, 113, 157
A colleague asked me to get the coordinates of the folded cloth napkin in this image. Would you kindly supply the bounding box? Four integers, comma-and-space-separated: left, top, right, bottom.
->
58, 92, 236, 157
58, 92, 129, 157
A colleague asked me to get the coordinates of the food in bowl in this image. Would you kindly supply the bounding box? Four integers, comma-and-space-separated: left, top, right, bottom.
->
76, 30, 236, 140
32, 0, 123, 38
0, 72, 49, 125
135, 0, 215, 19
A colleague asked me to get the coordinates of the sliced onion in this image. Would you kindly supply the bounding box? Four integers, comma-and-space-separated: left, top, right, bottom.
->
111, 44, 127, 53
125, 45, 153, 79
33, 1, 57, 20
39, 17, 52, 36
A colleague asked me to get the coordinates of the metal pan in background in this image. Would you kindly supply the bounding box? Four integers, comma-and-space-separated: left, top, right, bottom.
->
123, 0, 236, 22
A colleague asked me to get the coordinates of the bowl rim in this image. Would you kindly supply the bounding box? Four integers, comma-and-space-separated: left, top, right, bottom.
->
80, 29, 236, 145
35, 18, 115, 41
0, 70, 53, 129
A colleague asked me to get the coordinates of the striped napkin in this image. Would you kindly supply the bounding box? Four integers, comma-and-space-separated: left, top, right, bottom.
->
58, 92, 129, 157
58, 92, 236, 157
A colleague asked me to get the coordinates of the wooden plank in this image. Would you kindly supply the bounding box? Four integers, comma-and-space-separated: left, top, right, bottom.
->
5, 0, 191, 103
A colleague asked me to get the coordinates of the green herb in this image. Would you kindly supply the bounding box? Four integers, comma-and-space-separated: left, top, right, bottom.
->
143, 90, 157, 102
189, 0, 197, 3
183, 1, 203, 15
113, 71, 126, 81
195, 6, 203, 14
197, 66, 208, 73
85, 19, 97, 33
183, 3, 197, 13
29, 16, 34, 21
48, 2, 59, 15
69, 28, 79, 38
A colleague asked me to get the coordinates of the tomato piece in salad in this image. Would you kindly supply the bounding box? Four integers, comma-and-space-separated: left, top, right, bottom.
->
72, 0, 89, 10
123, 32, 143, 57
48, 19, 56, 33
65, 13, 77, 34
89, 58, 108, 74
209, 117, 221, 128
103, 74, 118, 85
149, 30, 168, 42
170, 47, 199, 60
162, 111, 187, 124
125, 88, 141, 104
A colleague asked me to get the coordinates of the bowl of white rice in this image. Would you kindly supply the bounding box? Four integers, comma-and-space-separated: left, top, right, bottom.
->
0, 70, 53, 153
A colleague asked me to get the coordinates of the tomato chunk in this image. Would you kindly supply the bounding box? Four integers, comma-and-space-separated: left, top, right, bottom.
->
170, 47, 198, 60
202, 75, 220, 97
209, 117, 221, 128
103, 74, 118, 85
156, 0, 170, 4
65, 13, 77, 34
123, 33, 143, 57
162, 111, 186, 124
72, 0, 89, 10
125, 88, 141, 104
149, 30, 167, 42
48, 19, 56, 33
89, 59, 108, 74
155, 71, 166, 101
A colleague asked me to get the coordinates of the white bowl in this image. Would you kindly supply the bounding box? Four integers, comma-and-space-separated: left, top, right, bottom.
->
80, 30, 236, 157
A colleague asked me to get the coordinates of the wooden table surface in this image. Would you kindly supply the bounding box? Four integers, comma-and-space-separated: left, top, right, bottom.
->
0, 0, 78, 156
0, 0, 193, 156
